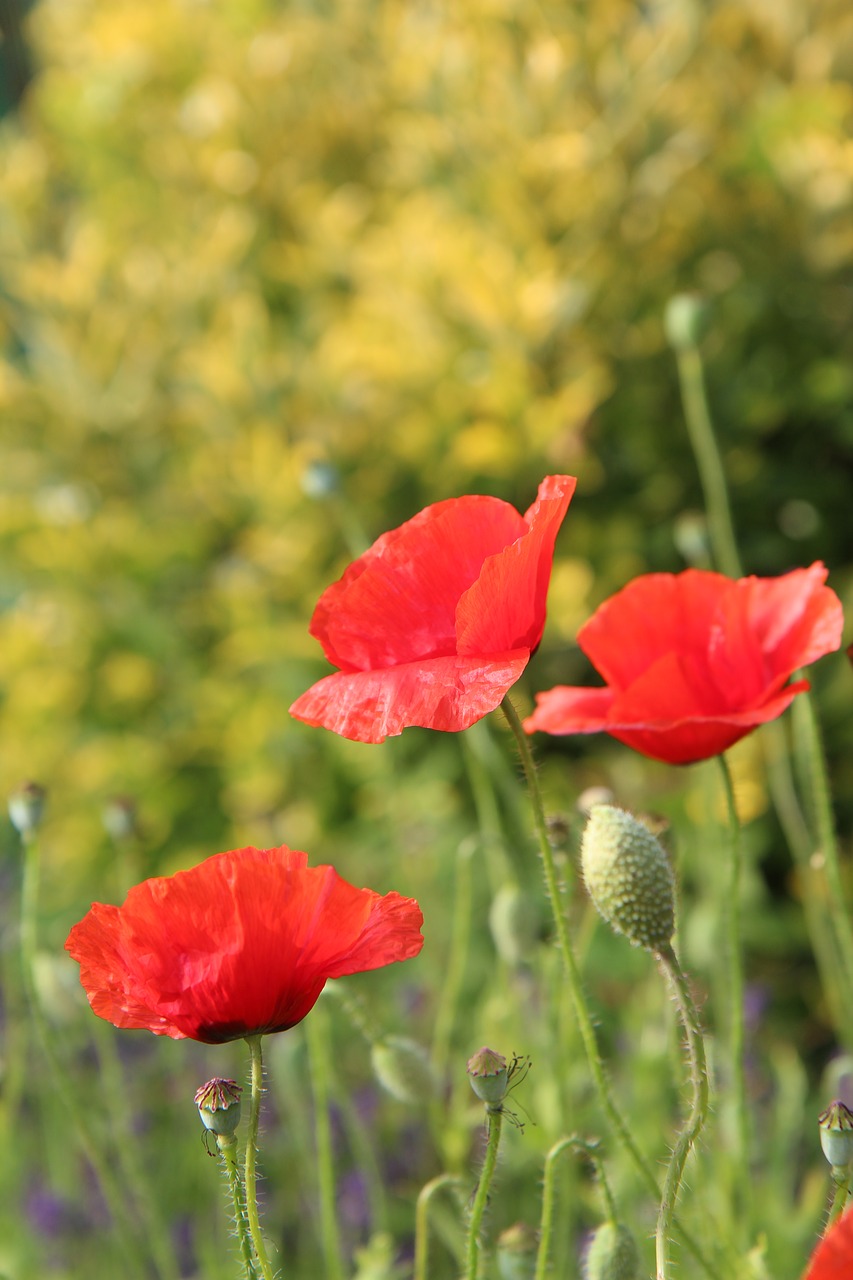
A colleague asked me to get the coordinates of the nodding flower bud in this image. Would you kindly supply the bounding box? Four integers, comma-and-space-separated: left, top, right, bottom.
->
819, 1100, 853, 1170
194, 1078, 243, 1138
581, 806, 675, 954
467, 1046, 509, 1106
496, 1222, 539, 1280
8, 781, 47, 837
371, 1035, 439, 1105
584, 1222, 641, 1280
489, 884, 542, 968
663, 293, 710, 352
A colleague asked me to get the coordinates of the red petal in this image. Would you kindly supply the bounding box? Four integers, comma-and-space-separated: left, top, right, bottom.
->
456, 475, 576, 656
524, 686, 616, 735
310, 496, 528, 672
804, 1211, 853, 1280
290, 651, 532, 743
66, 847, 424, 1043
738, 562, 844, 677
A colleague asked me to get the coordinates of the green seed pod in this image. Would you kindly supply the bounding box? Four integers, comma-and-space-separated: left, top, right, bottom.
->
819, 1100, 853, 1169
581, 806, 675, 953
496, 1222, 538, 1280
489, 884, 542, 967
663, 293, 710, 351
371, 1035, 439, 1105
194, 1078, 243, 1137
584, 1222, 641, 1280
467, 1046, 508, 1106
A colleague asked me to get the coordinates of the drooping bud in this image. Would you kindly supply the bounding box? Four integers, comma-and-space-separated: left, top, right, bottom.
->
584, 1222, 641, 1280
467, 1047, 508, 1106
371, 1035, 439, 1105
195, 1078, 243, 1138
819, 1100, 853, 1170
8, 781, 47, 836
663, 293, 710, 351
496, 1222, 539, 1280
580, 806, 675, 954
489, 884, 542, 967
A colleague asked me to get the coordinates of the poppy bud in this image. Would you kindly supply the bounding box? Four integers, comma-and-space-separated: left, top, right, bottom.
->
371, 1035, 439, 1105
101, 796, 138, 841
819, 1100, 853, 1170
584, 1222, 641, 1280
496, 1222, 538, 1280
467, 1046, 508, 1106
8, 781, 47, 836
663, 293, 710, 351
489, 884, 542, 967
195, 1078, 243, 1138
581, 806, 675, 954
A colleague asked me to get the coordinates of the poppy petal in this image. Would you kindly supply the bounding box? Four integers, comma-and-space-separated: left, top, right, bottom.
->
291, 651, 532, 743
456, 475, 576, 656
803, 1210, 853, 1280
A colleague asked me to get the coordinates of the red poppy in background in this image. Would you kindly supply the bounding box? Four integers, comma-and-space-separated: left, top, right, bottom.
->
66, 846, 424, 1044
289, 475, 576, 743
803, 1210, 853, 1280
524, 563, 843, 766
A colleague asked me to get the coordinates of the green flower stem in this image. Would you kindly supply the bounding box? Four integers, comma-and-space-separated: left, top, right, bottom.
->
243, 1035, 277, 1280
19, 829, 148, 1280
465, 1107, 503, 1280
430, 837, 474, 1128
304, 1006, 346, 1280
218, 1132, 259, 1280
535, 1138, 575, 1280
673, 339, 741, 580
793, 690, 853, 1002
414, 1174, 462, 1280
500, 696, 723, 1280
656, 945, 710, 1280
717, 753, 751, 1233
826, 1166, 853, 1231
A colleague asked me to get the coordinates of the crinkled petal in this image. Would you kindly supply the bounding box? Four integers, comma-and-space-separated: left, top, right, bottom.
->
66, 846, 424, 1044
456, 475, 576, 656
310, 496, 528, 672
290, 651, 532, 743
738, 562, 844, 677
523, 686, 616, 735
803, 1211, 853, 1280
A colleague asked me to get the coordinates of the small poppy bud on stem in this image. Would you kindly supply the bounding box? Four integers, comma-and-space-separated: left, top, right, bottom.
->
584, 1221, 642, 1280
8, 781, 47, 838
371, 1035, 439, 1105
664, 293, 710, 352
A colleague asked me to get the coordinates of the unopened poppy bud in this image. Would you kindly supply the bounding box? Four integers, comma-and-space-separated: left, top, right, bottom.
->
664, 293, 710, 351
581, 806, 675, 953
300, 459, 340, 498
819, 1100, 853, 1169
496, 1222, 538, 1280
467, 1046, 508, 1106
8, 782, 46, 836
371, 1035, 439, 1105
489, 884, 542, 967
195, 1078, 243, 1137
584, 1222, 641, 1280
102, 796, 138, 841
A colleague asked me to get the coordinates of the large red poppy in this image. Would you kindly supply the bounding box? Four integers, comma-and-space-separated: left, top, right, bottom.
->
65, 846, 424, 1044
524, 563, 843, 765
289, 475, 576, 743
803, 1210, 853, 1280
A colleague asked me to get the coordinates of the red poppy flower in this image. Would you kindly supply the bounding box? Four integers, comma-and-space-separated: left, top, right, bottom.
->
289, 475, 576, 743
803, 1210, 853, 1280
524, 563, 843, 766
65, 846, 424, 1044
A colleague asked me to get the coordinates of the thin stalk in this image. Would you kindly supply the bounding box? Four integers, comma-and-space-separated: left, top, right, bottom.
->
674, 341, 741, 579
243, 1035, 277, 1280
304, 1007, 346, 1280
535, 1138, 576, 1280
826, 1167, 853, 1232
500, 696, 723, 1280
218, 1132, 259, 1280
793, 691, 853, 1000
414, 1174, 462, 1280
717, 753, 751, 1233
465, 1108, 504, 1280
656, 945, 710, 1280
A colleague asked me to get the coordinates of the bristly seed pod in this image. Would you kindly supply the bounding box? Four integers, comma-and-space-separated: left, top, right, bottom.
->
581, 805, 675, 954
584, 1221, 641, 1280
